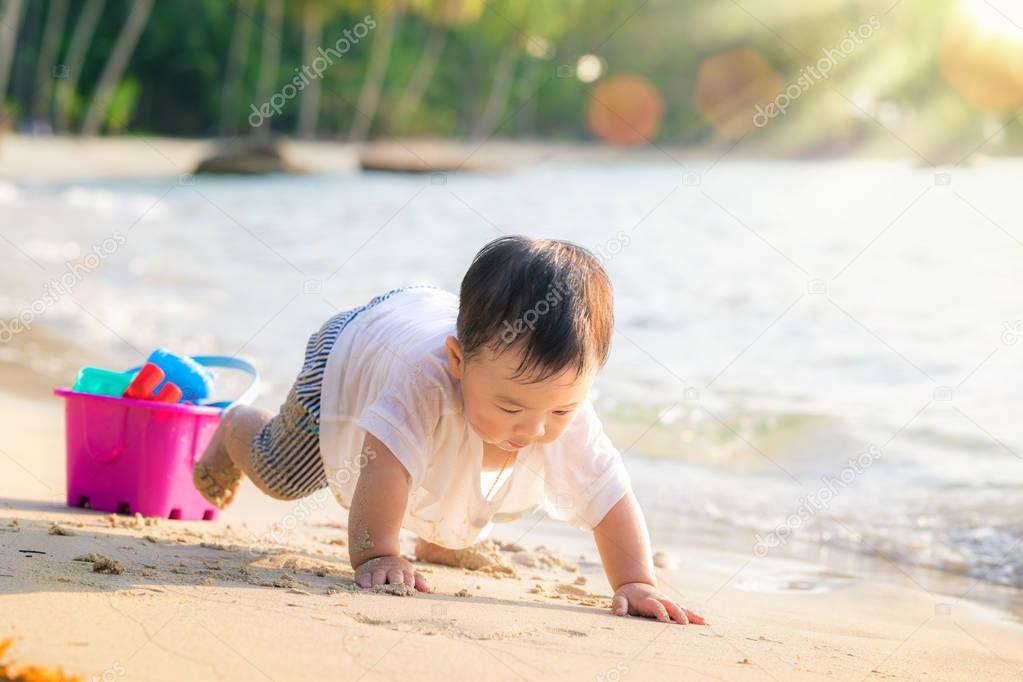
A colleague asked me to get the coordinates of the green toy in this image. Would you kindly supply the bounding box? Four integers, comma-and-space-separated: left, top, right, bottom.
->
72, 367, 135, 397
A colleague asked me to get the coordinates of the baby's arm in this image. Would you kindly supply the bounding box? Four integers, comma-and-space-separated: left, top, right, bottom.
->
348, 431, 429, 591
593, 491, 706, 625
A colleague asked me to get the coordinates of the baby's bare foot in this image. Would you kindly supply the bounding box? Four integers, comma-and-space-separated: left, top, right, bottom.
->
193, 422, 243, 509
193, 460, 242, 509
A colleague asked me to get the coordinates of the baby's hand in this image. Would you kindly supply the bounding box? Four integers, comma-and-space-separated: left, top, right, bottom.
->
611, 582, 707, 625
354, 555, 431, 592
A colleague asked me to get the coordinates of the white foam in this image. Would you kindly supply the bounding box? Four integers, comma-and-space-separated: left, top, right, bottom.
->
20, 239, 82, 263
0, 181, 21, 205
60, 186, 165, 218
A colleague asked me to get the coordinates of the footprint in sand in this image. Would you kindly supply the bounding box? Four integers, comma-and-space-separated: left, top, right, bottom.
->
348, 613, 531, 640
546, 627, 588, 638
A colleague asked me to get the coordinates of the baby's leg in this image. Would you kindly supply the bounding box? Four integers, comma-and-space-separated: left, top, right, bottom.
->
221, 405, 276, 487
193, 405, 275, 508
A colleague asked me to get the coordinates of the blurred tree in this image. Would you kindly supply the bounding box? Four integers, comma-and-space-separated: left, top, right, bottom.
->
220, 0, 256, 137
471, 0, 581, 141
253, 0, 283, 138
295, 0, 346, 138
0, 0, 25, 112
81, 0, 153, 135
104, 76, 139, 133
31, 0, 68, 125
54, 0, 105, 133
392, 0, 483, 129
349, 0, 400, 141
0, 0, 1016, 157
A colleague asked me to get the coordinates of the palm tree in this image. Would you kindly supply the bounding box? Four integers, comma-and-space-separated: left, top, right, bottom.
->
31, 0, 69, 124
54, 0, 105, 133
0, 0, 25, 112
348, 0, 400, 141
470, 0, 580, 141
220, 0, 255, 137
471, 40, 518, 140
253, 0, 283, 138
295, 0, 335, 138
81, 0, 154, 136
392, 0, 483, 130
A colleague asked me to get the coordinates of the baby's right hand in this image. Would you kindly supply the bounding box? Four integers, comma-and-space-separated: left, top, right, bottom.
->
354, 555, 430, 592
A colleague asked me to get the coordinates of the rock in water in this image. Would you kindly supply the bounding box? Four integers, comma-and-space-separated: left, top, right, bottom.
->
194, 140, 302, 175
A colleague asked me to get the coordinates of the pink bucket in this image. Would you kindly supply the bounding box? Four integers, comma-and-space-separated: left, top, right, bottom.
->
54, 389, 224, 520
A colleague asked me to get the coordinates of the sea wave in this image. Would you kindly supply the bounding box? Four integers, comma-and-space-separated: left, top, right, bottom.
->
602, 401, 849, 471
60, 186, 166, 218
634, 454, 1023, 589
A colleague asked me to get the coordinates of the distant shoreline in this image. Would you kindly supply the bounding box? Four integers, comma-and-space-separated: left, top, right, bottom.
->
1, 134, 1019, 182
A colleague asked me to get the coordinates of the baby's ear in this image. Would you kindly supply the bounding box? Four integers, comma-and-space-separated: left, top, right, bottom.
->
444, 336, 464, 379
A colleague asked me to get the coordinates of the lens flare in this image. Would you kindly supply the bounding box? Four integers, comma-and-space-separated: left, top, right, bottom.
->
586, 74, 665, 146
939, 0, 1023, 110
693, 48, 783, 139
576, 54, 604, 83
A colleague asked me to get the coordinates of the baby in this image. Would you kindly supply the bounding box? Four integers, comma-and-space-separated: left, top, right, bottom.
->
194, 236, 705, 625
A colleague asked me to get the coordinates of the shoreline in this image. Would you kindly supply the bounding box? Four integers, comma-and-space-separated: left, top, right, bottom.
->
2, 380, 1022, 680
1, 134, 1017, 183
10, 331, 1022, 619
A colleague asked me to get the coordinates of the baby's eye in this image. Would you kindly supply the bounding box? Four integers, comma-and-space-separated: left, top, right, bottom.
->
552, 410, 570, 416
499, 406, 522, 414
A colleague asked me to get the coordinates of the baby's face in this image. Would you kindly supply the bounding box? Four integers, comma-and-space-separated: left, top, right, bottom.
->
445, 337, 594, 452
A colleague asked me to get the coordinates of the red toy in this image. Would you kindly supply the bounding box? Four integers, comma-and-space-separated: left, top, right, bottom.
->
123, 363, 182, 403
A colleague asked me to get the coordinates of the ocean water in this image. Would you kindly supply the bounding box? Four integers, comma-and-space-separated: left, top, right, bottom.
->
1, 157, 1021, 591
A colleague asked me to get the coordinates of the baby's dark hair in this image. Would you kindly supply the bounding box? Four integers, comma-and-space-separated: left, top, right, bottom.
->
457, 236, 614, 383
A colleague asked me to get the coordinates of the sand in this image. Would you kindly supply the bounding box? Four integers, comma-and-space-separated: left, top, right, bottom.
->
2, 133, 1014, 192
0, 135, 359, 181
0, 135, 630, 183
2, 385, 1023, 681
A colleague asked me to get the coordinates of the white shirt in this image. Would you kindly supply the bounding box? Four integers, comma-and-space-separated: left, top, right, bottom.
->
318, 287, 631, 549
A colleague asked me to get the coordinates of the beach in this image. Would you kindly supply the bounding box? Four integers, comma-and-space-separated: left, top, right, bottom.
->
1, 377, 1022, 680
2, 136, 1023, 680
0, 134, 679, 183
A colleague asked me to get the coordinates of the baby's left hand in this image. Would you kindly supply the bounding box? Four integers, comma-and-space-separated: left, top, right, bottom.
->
611, 582, 707, 625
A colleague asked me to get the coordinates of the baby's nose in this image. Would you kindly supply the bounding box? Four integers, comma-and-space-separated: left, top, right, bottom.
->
520, 419, 545, 440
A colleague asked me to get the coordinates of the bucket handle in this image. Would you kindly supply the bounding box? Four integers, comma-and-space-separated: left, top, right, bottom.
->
191, 355, 261, 407
125, 355, 260, 408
